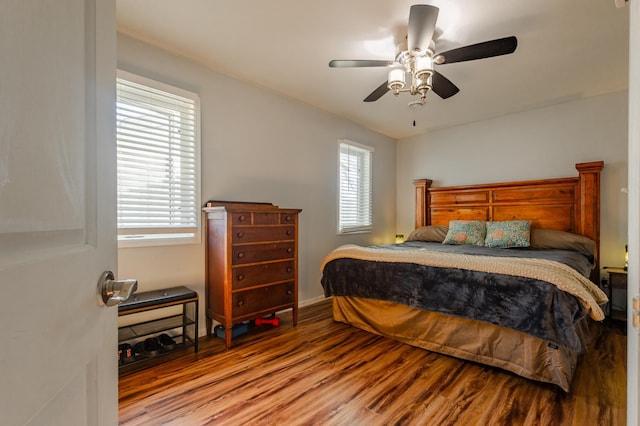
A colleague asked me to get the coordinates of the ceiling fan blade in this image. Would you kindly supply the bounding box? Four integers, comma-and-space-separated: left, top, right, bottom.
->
431, 71, 459, 99
329, 59, 397, 68
435, 36, 517, 64
363, 81, 390, 102
407, 5, 439, 54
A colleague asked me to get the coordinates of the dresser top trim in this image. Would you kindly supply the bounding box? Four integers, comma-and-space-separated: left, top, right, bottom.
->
203, 201, 301, 213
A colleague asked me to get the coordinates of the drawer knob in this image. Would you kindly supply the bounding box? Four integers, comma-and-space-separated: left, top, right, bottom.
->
287, 289, 292, 295
287, 248, 293, 253
237, 273, 245, 281
286, 267, 293, 273
237, 232, 244, 238
286, 230, 292, 236
239, 215, 246, 222
285, 215, 292, 222
237, 300, 245, 307
237, 252, 245, 259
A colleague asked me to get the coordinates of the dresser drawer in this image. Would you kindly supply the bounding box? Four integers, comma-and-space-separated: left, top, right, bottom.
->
231, 212, 252, 225
280, 212, 296, 224
230, 212, 282, 225
232, 282, 295, 317
232, 260, 295, 290
253, 213, 280, 225
232, 242, 295, 265
232, 225, 295, 244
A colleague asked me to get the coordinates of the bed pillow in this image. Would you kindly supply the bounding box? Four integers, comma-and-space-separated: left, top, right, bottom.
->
406, 225, 449, 243
485, 220, 531, 248
530, 228, 596, 259
442, 220, 486, 246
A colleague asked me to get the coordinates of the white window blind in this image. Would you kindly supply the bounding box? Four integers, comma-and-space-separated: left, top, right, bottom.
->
116, 71, 200, 245
338, 140, 373, 234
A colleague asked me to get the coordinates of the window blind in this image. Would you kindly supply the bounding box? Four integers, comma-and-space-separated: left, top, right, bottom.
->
338, 141, 373, 233
116, 73, 200, 242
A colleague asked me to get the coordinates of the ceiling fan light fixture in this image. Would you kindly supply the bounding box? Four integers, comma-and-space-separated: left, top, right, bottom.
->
414, 74, 432, 100
388, 68, 406, 95
414, 56, 434, 80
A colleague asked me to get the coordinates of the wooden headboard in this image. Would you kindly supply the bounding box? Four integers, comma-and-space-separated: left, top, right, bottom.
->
413, 161, 604, 281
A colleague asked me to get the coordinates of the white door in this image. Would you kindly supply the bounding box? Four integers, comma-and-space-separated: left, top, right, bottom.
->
629, 1, 640, 425
0, 0, 118, 425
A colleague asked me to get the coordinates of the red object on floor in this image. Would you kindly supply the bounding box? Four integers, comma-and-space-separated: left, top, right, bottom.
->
255, 317, 280, 327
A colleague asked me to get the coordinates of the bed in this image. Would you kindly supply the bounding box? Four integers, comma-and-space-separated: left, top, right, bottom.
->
321, 161, 608, 392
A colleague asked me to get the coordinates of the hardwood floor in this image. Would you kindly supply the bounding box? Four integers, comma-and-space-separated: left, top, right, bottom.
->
119, 299, 627, 425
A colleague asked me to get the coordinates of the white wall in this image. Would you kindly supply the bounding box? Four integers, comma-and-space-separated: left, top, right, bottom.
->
116, 34, 396, 334
396, 90, 629, 272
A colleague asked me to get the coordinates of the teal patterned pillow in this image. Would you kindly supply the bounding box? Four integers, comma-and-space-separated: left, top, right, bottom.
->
485, 220, 531, 248
442, 220, 486, 246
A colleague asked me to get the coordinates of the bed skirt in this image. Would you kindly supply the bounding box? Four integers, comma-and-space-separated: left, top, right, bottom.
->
332, 296, 591, 392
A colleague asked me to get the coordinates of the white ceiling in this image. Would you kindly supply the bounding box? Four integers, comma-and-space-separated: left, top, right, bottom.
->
116, 0, 630, 140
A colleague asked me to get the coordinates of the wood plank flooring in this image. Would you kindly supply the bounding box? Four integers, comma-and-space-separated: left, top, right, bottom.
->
119, 299, 627, 425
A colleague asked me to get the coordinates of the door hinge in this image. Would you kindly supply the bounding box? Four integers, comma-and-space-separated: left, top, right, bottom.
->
633, 296, 640, 329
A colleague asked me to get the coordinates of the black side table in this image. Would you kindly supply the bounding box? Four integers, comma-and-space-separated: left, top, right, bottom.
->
605, 267, 627, 324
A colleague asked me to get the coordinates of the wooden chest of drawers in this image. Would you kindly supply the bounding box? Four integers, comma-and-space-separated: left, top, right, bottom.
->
203, 202, 301, 349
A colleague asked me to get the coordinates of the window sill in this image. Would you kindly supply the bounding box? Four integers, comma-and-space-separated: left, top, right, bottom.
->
118, 233, 200, 248
337, 229, 372, 236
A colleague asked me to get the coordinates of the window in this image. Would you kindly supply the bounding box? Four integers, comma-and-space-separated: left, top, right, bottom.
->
116, 71, 201, 246
338, 140, 373, 234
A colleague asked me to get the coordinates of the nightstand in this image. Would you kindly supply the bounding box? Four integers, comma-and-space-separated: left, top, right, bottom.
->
605, 267, 627, 323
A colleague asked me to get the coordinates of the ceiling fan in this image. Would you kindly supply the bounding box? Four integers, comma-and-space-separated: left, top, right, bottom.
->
328, 5, 518, 107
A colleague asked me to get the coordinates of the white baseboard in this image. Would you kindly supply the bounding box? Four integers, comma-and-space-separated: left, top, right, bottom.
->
299, 295, 330, 307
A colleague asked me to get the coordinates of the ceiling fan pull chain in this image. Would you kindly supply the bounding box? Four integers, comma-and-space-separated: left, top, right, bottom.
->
411, 95, 419, 127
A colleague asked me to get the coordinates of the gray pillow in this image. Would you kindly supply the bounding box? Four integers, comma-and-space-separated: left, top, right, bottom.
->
406, 225, 449, 243
530, 228, 596, 259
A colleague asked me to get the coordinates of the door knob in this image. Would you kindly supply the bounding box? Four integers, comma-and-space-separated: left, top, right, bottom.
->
98, 271, 138, 307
